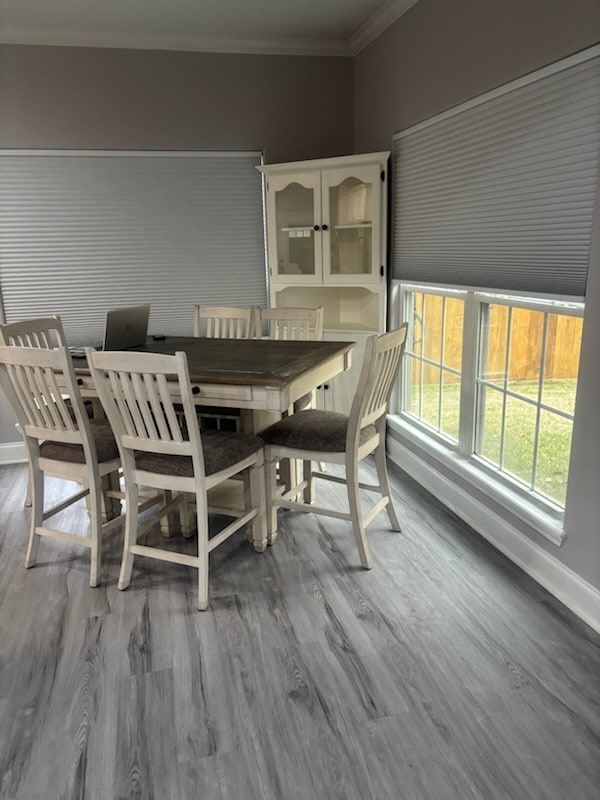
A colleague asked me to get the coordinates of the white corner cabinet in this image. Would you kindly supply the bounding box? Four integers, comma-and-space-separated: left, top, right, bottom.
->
258, 151, 390, 413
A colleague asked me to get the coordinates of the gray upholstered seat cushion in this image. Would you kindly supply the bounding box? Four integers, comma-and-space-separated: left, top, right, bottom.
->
259, 410, 376, 452
39, 419, 118, 464
134, 430, 263, 477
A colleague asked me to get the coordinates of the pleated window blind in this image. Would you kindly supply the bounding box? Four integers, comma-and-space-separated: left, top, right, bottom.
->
0, 150, 266, 344
393, 47, 600, 296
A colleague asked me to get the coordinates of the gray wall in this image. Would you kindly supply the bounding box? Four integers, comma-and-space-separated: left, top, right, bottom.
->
0, 44, 354, 441
354, 0, 600, 589
0, 45, 354, 162
354, 0, 600, 151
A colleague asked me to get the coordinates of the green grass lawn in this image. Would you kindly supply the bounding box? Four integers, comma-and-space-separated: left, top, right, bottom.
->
410, 380, 576, 505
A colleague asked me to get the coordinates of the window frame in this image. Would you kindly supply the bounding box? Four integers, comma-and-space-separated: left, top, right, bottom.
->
390, 281, 585, 544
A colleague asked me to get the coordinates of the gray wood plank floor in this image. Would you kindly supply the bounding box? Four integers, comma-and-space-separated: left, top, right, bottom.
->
0, 461, 598, 800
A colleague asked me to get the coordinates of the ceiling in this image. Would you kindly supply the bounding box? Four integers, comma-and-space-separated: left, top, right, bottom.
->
0, 0, 420, 57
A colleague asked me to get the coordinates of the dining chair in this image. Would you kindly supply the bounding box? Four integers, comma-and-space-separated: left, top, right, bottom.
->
192, 305, 257, 431
260, 306, 325, 413
0, 344, 124, 587
258, 306, 324, 343
0, 315, 67, 348
0, 315, 100, 509
260, 324, 408, 569
87, 348, 266, 610
193, 305, 256, 339
259, 306, 327, 490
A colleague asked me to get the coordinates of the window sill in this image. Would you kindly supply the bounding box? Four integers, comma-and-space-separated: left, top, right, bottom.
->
387, 414, 566, 547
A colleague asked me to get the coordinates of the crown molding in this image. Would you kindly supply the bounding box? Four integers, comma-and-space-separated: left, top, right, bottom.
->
0, 0, 422, 57
0, 26, 350, 57
348, 0, 421, 55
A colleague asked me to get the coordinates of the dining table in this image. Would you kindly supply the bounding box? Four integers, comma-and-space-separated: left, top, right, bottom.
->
68, 335, 355, 433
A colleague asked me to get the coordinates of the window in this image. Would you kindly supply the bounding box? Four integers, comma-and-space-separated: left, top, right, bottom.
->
398, 284, 584, 514
390, 47, 599, 540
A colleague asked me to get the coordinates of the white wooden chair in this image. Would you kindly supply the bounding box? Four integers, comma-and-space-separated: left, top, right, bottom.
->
87, 349, 266, 610
0, 344, 125, 587
259, 306, 324, 414
0, 316, 101, 509
258, 306, 324, 342
0, 315, 67, 348
260, 325, 408, 568
193, 305, 257, 431
194, 305, 256, 339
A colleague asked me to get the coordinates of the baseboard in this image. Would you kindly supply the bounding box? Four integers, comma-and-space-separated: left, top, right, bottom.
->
0, 440, 27, 465
387, 436, 600, 634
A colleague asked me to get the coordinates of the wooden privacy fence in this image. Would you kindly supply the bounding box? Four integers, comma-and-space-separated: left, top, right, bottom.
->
412, 295, 582, 384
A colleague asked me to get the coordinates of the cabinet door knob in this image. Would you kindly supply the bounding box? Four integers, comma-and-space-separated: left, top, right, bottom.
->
322, 224, 329, 231
313, 225, 320, 231
191, 385, 200, 395
77, 378, 84, 386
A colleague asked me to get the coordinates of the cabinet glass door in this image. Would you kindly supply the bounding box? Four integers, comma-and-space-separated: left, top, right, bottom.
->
268, 173, 321, 281
322, 165, 381, 283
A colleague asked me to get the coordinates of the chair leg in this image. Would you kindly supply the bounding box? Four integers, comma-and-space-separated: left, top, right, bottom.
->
302, 460, 315, 505
249, 453, 267, 553
88, 478, 103, 588
265, 453, 279, 546
375, 440, 401, 531
25, 465, 43, 568
118, 481, 139, 591
24, 475, 32, 508
196, 492, 209, 611
180, 493, 194, 539
346, 456, 372, 570
101, 470, 121, 521
243, 471, 253, 543
160, 489, 178, 538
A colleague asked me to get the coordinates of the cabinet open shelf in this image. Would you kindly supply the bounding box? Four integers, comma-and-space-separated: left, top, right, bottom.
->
273, 285, 382, 333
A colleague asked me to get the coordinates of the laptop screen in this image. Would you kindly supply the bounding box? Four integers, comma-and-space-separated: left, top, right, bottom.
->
102, 305, 150, 350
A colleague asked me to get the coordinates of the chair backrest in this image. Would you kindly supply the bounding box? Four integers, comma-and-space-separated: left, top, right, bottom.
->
0, 315, 66, 348
87, 349, 206, 474
348, 325, 408, 441
260, 307, 324, 341
194, 305, 255, 339
0, 345, 95, 452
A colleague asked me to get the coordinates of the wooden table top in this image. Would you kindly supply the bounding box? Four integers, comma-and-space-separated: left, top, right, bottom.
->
125, 336, 355, 387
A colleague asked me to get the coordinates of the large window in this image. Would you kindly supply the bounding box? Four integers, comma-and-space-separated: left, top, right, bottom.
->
391, 47, 599, 540
399, 284, 584, 513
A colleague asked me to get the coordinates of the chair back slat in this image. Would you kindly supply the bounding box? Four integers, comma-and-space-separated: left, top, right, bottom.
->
143, 372, 172, 441
131, 371, 160, 440
260, 307, 324, 341
349, 326, 408, 437
156, 373, 185, 444
194, 306, 255, 339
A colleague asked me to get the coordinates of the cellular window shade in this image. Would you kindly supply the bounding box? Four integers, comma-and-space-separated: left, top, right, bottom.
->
393, 52, 600, 296
0, 151, 266, 344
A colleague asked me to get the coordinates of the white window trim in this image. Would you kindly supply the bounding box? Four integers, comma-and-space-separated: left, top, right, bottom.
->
389, 280, 584, 545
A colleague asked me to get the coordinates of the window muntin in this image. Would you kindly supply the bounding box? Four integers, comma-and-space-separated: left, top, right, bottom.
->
398, 284, 583, 511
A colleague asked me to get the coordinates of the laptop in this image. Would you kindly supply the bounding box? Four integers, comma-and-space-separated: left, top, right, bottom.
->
69, 304, 150, 357
102, 304, 150, 350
